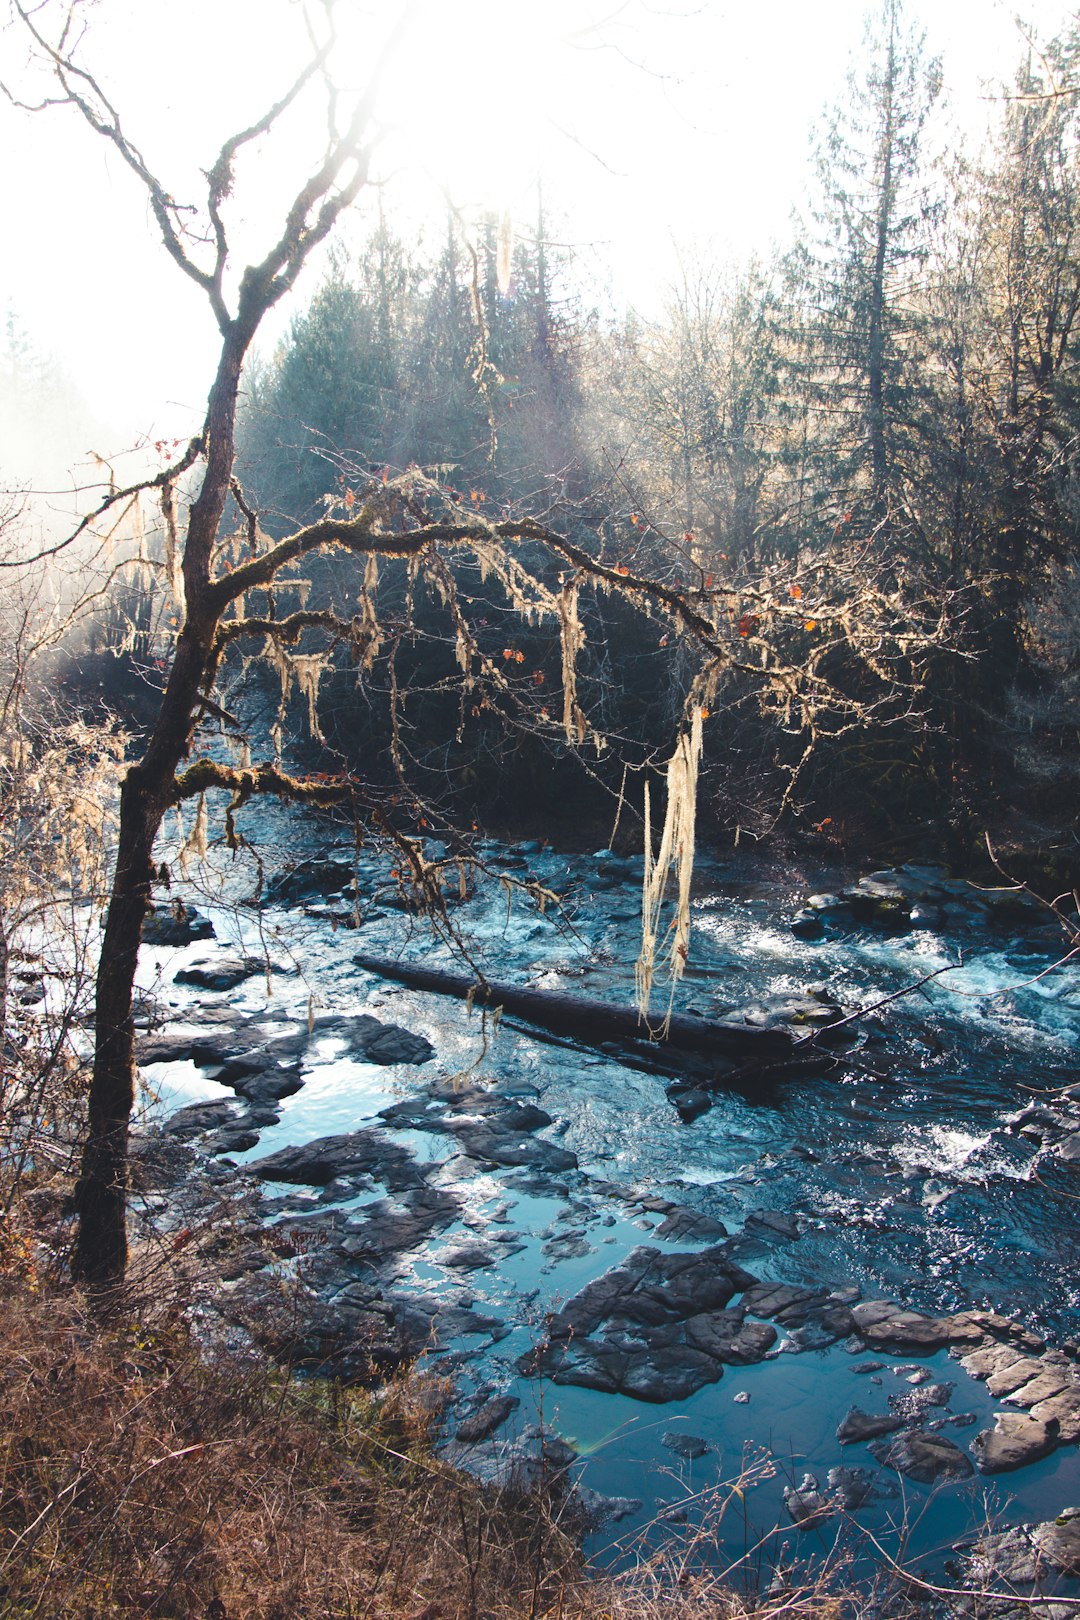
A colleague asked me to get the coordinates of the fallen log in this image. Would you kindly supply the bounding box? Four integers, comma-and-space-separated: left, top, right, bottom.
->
352, 952, 797, 1062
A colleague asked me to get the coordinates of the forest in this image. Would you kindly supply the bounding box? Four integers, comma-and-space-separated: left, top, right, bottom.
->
3, 0, 1080, 1615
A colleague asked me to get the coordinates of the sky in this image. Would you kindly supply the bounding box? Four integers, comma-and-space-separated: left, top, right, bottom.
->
0, 0, 1075, 483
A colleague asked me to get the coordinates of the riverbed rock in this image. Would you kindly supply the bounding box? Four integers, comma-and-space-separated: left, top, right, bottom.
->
248, 1129, 430, 1191
266, 856, 356, 904
972, 1412, 1059, 1473
174, 956, 281, 991
837, 1406, 906, 1444
549, 1245, 757, 1339
870, 1431, 974, 1483
455, 1395, 520, 1444
142, 902, 215, 945
662, 1432, 711, 1460
1033, 1510, 1080, 1576
850, 1301, 952, 1351
784, 1474, 832, 1528
573, 1485, 642, 1526
684, 1310, 777, 1364
1029, 1388, 1080, 1444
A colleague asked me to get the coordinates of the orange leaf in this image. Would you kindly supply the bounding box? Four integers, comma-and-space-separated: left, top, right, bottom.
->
789, 583, 802, 600
804, 619, 818, 631
737, 612, 760, 638
614, 563, 630, 576
344, 488, 356, 509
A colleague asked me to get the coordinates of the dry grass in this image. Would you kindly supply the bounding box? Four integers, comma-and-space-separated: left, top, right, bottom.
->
0, 1276, 883, 1620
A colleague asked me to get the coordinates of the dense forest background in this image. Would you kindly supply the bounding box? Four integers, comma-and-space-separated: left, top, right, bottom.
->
8, 0, 1080, 878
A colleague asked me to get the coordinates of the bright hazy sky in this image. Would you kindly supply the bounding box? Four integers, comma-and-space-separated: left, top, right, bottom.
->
0, 0, 1074, 474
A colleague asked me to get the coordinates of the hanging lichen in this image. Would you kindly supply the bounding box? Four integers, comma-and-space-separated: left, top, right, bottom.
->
291, 651, 329, 743
635, 702, 704, 1030
558, 582, 588, 745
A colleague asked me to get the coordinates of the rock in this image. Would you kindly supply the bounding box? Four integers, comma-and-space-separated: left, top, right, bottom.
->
1034, 1511, 1080, 1576
837, 1407, 906, 1444
851, 1301, 951, 1351
437, 1242, 497, 1270
619, 1345, 723, 1403
573, 1485, 642, 1526
550, 1245, 756, 1340
826, 1466, 885, 1511
733, 1390, 750, 1404
444, 1425, 577, 1491
791, 909, 825, 941
266, 857, 356, 904
668, 1086, 712, 1122
870, 1431, 974, 1483
248, 1130, 429, 1191
455, 1395, 520, 1444
972, 1412, 1059, 1473
784, 1474, 832, 1528
1029, 1388, 1080, 1444
685, 1311, 777, 1364
741, 1283, 825, 1320
744, 1209, 800, 1241
662, 1432, 711, 1459
174, 956, 281, 991
986, 1356, 1048, 1398
887, 1383, 954, 1422
142, 902, 215, 945
362, 1024, 434, 1065
852, 1361, 885, 1375
964, 1525, 1043, 1586
653, 1208, 728, 1242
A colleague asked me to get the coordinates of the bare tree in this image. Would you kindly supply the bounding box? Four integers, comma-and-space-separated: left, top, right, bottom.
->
2, 1, 950, 1284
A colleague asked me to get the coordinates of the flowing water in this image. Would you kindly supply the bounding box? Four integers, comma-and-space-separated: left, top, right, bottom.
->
134, 821, 1080, 1585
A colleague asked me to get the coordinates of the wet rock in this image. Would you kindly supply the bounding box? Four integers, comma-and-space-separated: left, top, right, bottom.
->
826, 1466, 889, 1511
142, 902, 215, 945
549, 1245, 756, 1339
174, 956, 279, 991
852, 1360, 885, 1375
791, 909, 825, 941
1034, 1510, 1080, 1576
784, 1473, 832, 1528
443, 1425, 577, 1491
668, 1086, 712, 1122
573, 1485, 642, 1526
619, 1345, 723, 1403
362, 1024, 434, 1065
887, 1382, 954, 1422
1030, 1388, 1080, 1444
837, 1407, 906, 1444
662, 1432, 711, 1460
265, 857, 356, 904
248, 1130, 429, 1191
685, 1310, 777, 1364
851, 1301, 951, 1351
972, 1412, 1059, 1473
870, 1431, 974, 1483
653, 1208, 728, 1242
437, 1242, 497, 1270
745, 1210, 801, 1241
456, 1395, 520, 1444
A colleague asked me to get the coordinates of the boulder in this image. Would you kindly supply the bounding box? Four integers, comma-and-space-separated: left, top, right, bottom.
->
662, 1432, 711, 1460
142, 903, 215, 945
870, 1431, 974, 1484
972, 1412, 1059, 1473
456, 1395, 520, 1444
837, 1407, 906, 1444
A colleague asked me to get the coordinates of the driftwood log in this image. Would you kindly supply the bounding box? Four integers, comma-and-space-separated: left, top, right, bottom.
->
352, 952, 799, 1063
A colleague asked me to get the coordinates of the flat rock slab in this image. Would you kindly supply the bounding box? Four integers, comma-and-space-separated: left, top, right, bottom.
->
973, 1412, 1059, 1473
550, 1245, 757, 1339
455, 1395, 520, 1445
851, 1301, 952, 1352
837, 1407, 906, 1444
248, 1129, 429, 1191
869, 1431, 974, 1484
175, 956, 285, 991
662, 1432, 711, 1460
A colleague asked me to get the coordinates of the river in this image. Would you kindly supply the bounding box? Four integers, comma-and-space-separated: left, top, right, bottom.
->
134, 816, 1080, 1590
